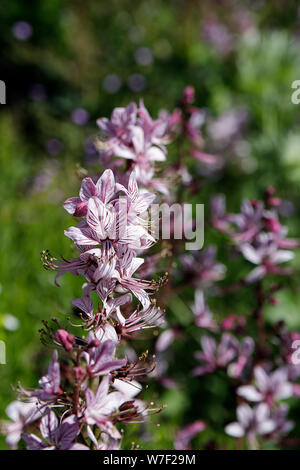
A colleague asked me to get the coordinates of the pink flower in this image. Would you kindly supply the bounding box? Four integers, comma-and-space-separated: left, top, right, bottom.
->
237, 366, 293, 405
212, 195, 297, 283
228, 199, 265, 244
83, 339, 126, 377
4, 400, 41, 449
241, 234, 294, 283
64, 172, 154, 254
52, 252, 157, 310
84, 376, 127, 438
51, 170, 160, 309
96, 101, 172, 189
225, 403, 276, 443
22, 408, 83, 450
227, 337, 254, 378
97, 102, 137, 144
138, 99, 170, 146
110, 126, 166, 184
63, 169, 118, 217
193, 334, 238, 375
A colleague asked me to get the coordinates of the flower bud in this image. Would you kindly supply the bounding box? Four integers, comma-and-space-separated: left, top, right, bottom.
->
56, 329, 75, 351
266, 186, 276, 196
74, 366, 85, 381
88, 338, 100, 348
264, 217, 281, 233
267, 197, 281, 207
221, 314, 236, 331
183, 86, 195, 105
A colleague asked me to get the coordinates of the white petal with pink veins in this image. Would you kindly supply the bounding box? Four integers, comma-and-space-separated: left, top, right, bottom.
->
79, 177, 97, 201
95, 169, 116, 204
64, 226, 98, 246
63, 197, 81, 215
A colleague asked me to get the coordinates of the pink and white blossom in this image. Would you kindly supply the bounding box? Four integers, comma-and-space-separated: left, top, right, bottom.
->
225, 403, 276, 444
237, 366, 293, 405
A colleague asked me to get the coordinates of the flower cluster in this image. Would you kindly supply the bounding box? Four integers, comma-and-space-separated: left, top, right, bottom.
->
211, 189, 299, 283
96, 101, 175, 193
3, 86, 300, 451
147, 130, 299, 450
60, 169, 159, 310
2, 102, 171, 450
172, 189, 300, 449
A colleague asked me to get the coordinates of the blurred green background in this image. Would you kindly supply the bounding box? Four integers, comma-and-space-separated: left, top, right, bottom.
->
2, 0, 300, 450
